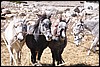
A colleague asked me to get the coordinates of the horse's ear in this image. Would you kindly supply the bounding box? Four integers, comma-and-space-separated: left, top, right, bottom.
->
66, 17, 71, 24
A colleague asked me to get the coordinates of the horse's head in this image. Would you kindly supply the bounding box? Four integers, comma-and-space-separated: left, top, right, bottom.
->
39, 19, 52, 41
22, 22, 27, 37
73, 20, 85, 46
56, 21, 67, 40
14, 20, 27, 42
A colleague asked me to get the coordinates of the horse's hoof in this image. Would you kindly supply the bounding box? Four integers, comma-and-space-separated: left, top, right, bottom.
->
32, 62, 42, 66
32, 63, 37, 66
18, 63, 22, 66
36, 64, 42, 66
57, 62, 66, 66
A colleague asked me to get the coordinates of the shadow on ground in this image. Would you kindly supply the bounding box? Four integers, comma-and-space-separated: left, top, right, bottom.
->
69, 63, 91, 66
41, 63, 92, 66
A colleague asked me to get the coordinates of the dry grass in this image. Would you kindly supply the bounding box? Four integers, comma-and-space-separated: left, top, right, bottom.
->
1, 32, 99, 66
1, 1, 99, 66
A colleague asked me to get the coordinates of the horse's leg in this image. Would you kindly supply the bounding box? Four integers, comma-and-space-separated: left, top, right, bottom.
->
87, 37, 99, 55
51, 49, 56, 66
61, 57, 65, 63
54, 50, 63, 66
57, 50, 62, 65
59, 55, 63, 65
93, 39, 99, 52
10, 48, 13, 65
37, 49, 43, 61
7, 44, 17, 65
57, 48, 65, 66
17, 50, 21, 65
60, 49, 65, 63
30, 49, 36, 64
57, 50, 65, 66
57, 54, 65, 66
36, 49, 44, 66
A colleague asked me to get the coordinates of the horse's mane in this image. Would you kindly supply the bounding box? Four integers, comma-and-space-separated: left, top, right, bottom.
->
33, 14, 47, 32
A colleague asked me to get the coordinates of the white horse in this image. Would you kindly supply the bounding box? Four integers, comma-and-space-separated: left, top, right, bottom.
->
2, 17, 27, 65
73, 17, 99, 55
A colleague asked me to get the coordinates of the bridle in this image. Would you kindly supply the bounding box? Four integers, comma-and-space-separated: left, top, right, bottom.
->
13, 21, 27, 40
53, 22, 67, 38
33, 19, 51, 35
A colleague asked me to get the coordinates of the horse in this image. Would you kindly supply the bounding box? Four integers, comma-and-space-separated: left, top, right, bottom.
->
3, 16, 27, 65
25, 13, 52, 66
48, 19, 68, 66
72, 17, 99, 55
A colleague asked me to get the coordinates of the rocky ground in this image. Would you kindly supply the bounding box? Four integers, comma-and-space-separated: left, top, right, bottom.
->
1, 1, 99, 66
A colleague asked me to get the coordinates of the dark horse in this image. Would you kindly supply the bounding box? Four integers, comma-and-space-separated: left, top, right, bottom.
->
25, 13, 52, 66
48, 19, 68, 66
